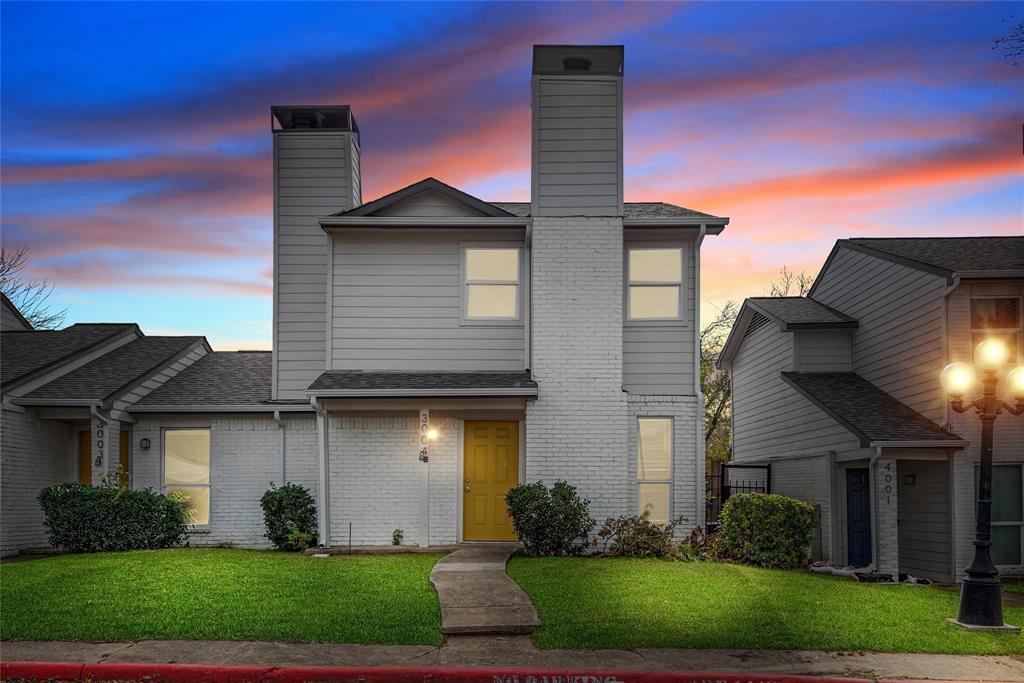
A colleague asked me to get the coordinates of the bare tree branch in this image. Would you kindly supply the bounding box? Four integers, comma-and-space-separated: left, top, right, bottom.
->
994, 16, 1024, 66
0, 246, 67, 329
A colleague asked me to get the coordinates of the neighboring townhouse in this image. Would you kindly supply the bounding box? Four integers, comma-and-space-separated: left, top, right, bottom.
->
1, 44, 728, 555
719, 237, 1024, 582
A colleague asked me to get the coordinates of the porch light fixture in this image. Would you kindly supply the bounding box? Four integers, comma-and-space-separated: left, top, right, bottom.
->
139, 437, 151, 450
426, 428, 439, 442
940, 337, 1024, 631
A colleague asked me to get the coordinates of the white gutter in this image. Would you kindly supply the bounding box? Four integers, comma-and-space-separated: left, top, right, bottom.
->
129, 404, 313, 413
869, 439, 967, 448
14, 398, 101, 407
623, 218, 729, 230
305, 388, 538, 398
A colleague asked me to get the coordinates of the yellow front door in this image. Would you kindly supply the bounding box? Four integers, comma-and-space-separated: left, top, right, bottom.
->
463, 421, 519, 541
76, 430, 130, 487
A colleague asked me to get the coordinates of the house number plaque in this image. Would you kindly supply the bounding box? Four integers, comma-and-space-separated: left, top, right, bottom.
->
418, 409, 429, 463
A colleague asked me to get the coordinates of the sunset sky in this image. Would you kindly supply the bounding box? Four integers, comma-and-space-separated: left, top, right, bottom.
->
2, 2, 1020, 349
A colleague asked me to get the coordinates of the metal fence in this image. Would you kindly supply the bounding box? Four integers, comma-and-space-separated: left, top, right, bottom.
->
705, 463, 770, 531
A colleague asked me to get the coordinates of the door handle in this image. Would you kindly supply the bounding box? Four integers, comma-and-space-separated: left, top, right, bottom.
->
464, 487, 471, 493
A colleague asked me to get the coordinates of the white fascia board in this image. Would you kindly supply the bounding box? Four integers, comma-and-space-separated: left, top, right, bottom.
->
305, 388, 538, 398
623, 218, 728, 233
129, 404, 313, 413
869, 439, 968, 449
13, 398, 101, 407
319, 216, 530, 229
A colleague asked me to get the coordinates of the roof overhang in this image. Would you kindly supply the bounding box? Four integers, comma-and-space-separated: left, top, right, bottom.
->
306, 387, 538, 398
870, 439, 968, 448
130, 404, 312, 413
623, 218, 728, 234
12, 397, 101, 407
320, 216, 530, 231
956, 270, 1024, 280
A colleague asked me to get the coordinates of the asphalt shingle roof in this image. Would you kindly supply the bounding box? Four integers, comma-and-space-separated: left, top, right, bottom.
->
491, 201, 719, 219
747, 297, 857, 328
25, 336, 201, 401
308, 370, 537, 395
781, 372, 963, 446
847, 237, 1024, 275
137, 351, 272, 406
1, 324, 136, 389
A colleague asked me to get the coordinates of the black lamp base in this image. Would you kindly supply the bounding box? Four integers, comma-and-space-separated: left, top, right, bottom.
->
951, 577, 1018, 632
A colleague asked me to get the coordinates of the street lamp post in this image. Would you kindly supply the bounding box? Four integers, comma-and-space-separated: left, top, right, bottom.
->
940, 339, 1024, 630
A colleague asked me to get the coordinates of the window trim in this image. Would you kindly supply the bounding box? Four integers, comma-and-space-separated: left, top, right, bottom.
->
626, 246, 685, 323
161, 427, 212, 528
459, 243, 524, 326
969, 296, 1022, 361
974, 462, 1024, 569
637, 416, 673, 524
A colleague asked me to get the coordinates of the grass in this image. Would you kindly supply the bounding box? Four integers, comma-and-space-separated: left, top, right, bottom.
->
1, 548, 443, 645
508, 557, 1024, 655
1003, 579, 1024, 595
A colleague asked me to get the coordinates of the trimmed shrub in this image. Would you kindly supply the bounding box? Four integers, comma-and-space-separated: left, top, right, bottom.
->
506, 481, 595, 556
38, 482, 190, 553
719, 493, 816, 568
598, 513, 688, 558
261, 483, 317, 551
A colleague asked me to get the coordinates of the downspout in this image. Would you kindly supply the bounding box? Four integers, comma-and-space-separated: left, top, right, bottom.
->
524, 220, 533, 372
311, 397, 331, 548
273, 410, 285, 484
940, 275, 960, 429
694, 224, 707, 527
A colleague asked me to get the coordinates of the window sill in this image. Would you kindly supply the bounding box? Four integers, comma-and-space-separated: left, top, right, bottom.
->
186, 527, 212, 535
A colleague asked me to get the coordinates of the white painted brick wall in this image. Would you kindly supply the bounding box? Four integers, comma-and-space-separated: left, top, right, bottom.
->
132, 414, 318, 548
626, 395, 700, 535
525, 217, 629, 524
328, 415, 458, 546
874, 459, 899, 577
1, 407, 73, 554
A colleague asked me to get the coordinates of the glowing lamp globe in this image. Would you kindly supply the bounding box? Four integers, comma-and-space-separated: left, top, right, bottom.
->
1008, 366, 1024, 400
975, 338, 1010, 372
940, 362, 976, 398
426, 428, 439, 441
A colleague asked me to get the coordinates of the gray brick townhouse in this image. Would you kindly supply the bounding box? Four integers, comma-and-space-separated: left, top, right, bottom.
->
0, 45, 729, 555
719, 237, 1024, 583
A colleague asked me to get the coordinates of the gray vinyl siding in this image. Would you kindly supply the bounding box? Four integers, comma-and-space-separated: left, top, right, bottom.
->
532, 77, 622, 217
1, 301, 29, 331
622, 235, 696, 395
898, 458, 954, 582
378, 191, 483, 217
732, 323, 860, 462
811, 247, 948, 423
331, 237, 525, 371
273, 131, 359, 399
794, 330, 852, 372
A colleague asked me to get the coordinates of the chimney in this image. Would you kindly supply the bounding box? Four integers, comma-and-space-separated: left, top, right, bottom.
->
531, 45, 624, 217
271, 105, 361, 399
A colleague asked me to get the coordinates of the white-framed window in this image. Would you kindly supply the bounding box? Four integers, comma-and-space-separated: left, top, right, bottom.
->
976, 464, 1024, 566
637, 417, 672, 524
970, 297, 1020, 362
163, 429, 211, 526
462, 247, 520, 322
627, 248, 683, 321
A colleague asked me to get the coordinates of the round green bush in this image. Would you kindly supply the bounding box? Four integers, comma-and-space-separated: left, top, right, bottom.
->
260, 483, 317, 551
719, 492, 816, 568
38, 483, 190, 553
505, 481, 595, 556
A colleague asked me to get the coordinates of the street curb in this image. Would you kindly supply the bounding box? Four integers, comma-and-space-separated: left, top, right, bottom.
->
1, 660, 874, 682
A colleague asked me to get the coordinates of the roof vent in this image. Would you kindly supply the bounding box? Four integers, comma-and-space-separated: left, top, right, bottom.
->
563, 56, 591, 71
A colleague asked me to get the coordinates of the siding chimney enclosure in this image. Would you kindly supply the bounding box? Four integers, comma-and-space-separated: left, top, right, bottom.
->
271, 106, 361, 399
531, 45, 624, 217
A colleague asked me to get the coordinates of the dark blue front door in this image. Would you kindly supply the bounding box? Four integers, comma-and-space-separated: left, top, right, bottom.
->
846, 468, 872, 568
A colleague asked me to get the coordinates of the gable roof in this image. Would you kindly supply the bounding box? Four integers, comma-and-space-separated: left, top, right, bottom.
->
812, 238, 1024, 292
135, 351, 275, 409
21, 336, 204, 405
332, 178, 516, 218
1, 323, 139, 392
781, 372, 965, 448
1, 293, 33, 331
307, 370, 538, 397
718, 296, 857, 368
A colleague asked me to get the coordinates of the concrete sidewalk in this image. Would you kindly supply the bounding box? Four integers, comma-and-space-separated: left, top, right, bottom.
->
3, 637, 1023, 681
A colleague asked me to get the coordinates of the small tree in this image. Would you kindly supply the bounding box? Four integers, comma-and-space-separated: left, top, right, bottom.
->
0, 245, 67, 329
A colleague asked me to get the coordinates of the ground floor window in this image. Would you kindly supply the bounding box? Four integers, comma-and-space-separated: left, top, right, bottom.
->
975, 463, 1023, 565
637, 418, 672, 524
164, 429, 211, 525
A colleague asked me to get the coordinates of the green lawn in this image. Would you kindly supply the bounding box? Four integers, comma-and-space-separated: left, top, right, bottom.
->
508, 557, 1024, 655
1003, 579, 1024, 595
1, 548, 443, 645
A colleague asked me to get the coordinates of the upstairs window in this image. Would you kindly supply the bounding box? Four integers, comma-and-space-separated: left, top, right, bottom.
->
463, 248, 520, 320
627, 248, 683, 320
971, 297, 1020, 362
975, 464, 1023, 566
163, 429, 211, 526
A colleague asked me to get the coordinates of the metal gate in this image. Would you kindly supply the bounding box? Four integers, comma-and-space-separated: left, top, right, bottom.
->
705, 463, 770, 531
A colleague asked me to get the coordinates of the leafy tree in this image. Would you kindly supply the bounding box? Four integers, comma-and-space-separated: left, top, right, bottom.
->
0, 246, 67, 329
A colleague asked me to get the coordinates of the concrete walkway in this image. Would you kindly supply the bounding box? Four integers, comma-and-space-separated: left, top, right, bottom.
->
3, 637, 1024, 680
428, 544, 540, 636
